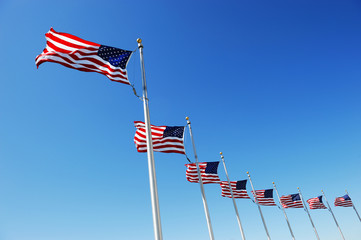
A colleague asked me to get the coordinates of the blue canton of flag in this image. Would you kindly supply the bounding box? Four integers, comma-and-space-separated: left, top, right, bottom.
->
97, 46, 132, 69
292, 194, 301, 201
163, 126, 185, 138
344, 195, 351, 200
205, 162, 220, 174
264, 189, 273, 198
236, 180, 247, 190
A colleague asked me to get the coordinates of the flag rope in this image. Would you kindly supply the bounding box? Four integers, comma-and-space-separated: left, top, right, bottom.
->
183, 123, 192, 163
128, 48, 143, 100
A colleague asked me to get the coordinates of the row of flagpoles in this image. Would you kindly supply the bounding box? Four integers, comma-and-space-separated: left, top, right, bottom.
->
35, 29, 359, 240
194, 159, 358, 240
134, 117, 360, 240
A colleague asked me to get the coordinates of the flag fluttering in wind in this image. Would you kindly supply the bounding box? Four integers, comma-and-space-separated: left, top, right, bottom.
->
252, 189, 277, 206
185, 162, 221, 184
36, 28, 133, 84
220, 180, 250, 199
134, 121, 185, 154
280, 193, 304, 208
307, 196, 327, 209
334, 194, 353, 207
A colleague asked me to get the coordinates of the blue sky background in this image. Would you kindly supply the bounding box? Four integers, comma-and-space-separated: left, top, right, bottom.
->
1, 0, 361, 239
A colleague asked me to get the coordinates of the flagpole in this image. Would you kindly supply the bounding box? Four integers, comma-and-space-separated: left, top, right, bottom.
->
247, 172, 271, 240
297, 187, 320, 240
137, 38, 163, 240
272, 182, 295, 240
220, 152, 246, 240
321, 190, 345, 240
186, 117, 215, 240
346, 190, 361, 222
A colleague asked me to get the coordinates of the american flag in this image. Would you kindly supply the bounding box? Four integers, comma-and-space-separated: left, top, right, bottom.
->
185, 162, 221, 184
307, 196, 327, 209
36, 28, 132, 84
134, 121, 185, 154
251, 189, 277, 206
334, 194, 353, 207
280, 193, 304, 208
220, 180, 250, 199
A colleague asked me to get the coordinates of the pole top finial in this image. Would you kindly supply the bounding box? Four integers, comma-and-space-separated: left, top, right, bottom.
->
246, 171, 249, 174
137, 38, 142, 43
186, 116, 189, 120
272, 182, 275, 184
220, 152, 223, 155
297, 187, 299, 189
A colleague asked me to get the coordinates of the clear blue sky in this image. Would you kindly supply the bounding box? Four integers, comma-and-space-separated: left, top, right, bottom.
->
1, 0, 361, 239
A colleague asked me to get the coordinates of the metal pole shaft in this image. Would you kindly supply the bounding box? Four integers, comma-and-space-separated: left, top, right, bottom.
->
346, 190, 361, 222
137, 39, 163, 240
272, 182, 295, 240
322, 190, 345, 240
220, 152, 246, 240
247, 172, 271, 240
186, 117, 215, 240
352, 205, 361, 222
297, 188, 320, 240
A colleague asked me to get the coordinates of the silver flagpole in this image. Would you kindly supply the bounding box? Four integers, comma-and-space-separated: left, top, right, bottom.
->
297, 187, 320, 240
186, 117, 215, 240
272, 182, 295, 240
346, 190, 361, 222
321, 190, 345, 240
220, 152, 246, 240
247, 172, 271, 240
137, 38, 163, 240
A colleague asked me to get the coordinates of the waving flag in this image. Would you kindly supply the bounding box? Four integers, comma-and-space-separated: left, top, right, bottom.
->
307, 196, 327, 209
252, 189, 277, 206
335, 194, 353, 207
280, 193, 304, 208
134, 121, 185, 154
185, 162, 221, 184
220, 180, 250, 199
36, 28, 132, 84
